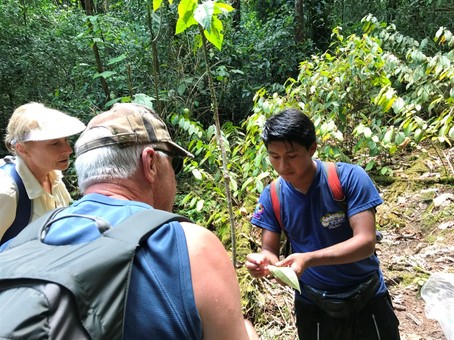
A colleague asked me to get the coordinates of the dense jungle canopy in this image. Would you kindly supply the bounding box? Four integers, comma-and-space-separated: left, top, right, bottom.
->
1, 0, 453, 336
1, 0, 452, 233
1, 0, 452, 129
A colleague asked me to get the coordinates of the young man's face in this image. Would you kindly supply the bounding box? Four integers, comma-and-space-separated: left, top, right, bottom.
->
266, 141, 316, 184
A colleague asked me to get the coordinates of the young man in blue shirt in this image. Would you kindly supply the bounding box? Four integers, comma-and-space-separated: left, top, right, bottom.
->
246, 108, 400, 339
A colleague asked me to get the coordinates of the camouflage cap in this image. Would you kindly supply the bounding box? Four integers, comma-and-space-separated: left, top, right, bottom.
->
75, 103, 193, 158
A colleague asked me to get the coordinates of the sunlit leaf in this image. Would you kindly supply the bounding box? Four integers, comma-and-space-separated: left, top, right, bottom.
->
203, 16, 223, 50
383, 128, 393, 144
213, 2, 234, 14
268, 265, 301, 293
93, 71, 116, 79
192, 168, 203, 180
449, 127, 454, 140
153, 0, 163, 11
196, 199, 204, 211
194, 1, 214, 31
107, 54, 127, 65
363, 127, 372, 138
132, 93, 155, 110
414, 128, 424, 143
176, 0, 198, 34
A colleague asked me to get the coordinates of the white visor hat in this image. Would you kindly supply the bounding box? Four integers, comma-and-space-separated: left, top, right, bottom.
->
21, 110, 86, 142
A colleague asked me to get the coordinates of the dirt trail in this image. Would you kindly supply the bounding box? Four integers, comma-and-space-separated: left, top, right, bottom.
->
375, 145, 454, 340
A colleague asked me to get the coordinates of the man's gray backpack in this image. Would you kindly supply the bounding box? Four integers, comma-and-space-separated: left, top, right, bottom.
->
0, 208, 189, 339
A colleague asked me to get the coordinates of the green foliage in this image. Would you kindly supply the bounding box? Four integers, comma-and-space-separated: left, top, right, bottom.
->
169, 108, 270, 242
158, 0, 233, 50
3, 0, 449, 135
253, 16, 454, 174
1, 2, 453, 330
207, 2, 314, 123
330, 0, 453, 44
1, 2, 451, 224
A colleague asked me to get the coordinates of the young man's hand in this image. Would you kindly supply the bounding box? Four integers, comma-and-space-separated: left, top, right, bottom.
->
245, 253, 272, 278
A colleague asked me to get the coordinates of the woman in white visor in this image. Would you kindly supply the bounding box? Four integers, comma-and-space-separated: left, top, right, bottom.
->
0, 102, 86, 245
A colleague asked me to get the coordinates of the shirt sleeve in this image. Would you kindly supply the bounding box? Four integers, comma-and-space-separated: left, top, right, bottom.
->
250, 184, 282, 234
341, 164, 384, 217
0, 171, 18, 239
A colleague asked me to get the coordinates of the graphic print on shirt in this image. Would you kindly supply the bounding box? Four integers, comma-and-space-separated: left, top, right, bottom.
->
320, 210, 346, 230
253, 203, 265, 220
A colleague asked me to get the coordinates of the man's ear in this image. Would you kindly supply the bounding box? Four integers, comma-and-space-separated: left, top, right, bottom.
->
141, 147, 157, 183
309, 142, 317, 156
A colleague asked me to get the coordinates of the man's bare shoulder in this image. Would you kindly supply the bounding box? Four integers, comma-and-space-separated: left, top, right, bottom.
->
178, 221, 253, 340
179, 221, 226, 254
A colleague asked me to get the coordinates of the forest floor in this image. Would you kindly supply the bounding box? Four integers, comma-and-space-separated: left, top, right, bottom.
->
376, 226, 452, 340
251, 145, 454, 339
374, 145, 454, 340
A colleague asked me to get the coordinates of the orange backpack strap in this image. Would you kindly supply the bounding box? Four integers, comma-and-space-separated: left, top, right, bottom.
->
322, 161, 382, 241
323, 161, 346, 202
270, 178, 284, 230
270, 163, 346, 231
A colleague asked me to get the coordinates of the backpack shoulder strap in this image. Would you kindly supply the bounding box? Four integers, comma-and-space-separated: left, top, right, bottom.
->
5, 207, 192, 249
322, 161, 346, 202
105, 209, 192, 244
4, 207, 191, 251
270, 177, 284, 230
269, 177, 291, 255
322, 162, 383, 240
4, 208, 64, 248
270, 162, 347, 231
0, 162, 32, 245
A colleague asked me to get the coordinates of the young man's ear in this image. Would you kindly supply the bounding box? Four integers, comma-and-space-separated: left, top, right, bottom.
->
309, 142, 317, 156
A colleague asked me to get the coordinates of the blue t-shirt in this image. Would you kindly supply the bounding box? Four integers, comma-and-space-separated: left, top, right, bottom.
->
251, 160, 387, 301
43, 193, 203, 339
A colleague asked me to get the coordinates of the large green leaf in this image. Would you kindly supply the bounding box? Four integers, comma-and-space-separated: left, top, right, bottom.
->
153, 0, 163, 11
107, 54, 127, 65
268, 265, 301, 293
176, 0, 198, 34
93, 71, 116, 79
132, 93, 155, 110
213, 2, 234, 14
203, 16, 223, 50
194, 1, 215, 31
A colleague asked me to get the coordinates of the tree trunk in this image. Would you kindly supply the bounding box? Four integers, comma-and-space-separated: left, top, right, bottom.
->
294, 0, 305, 43
231, 0, 241, 29
84, 0, 110, 104
199, 26, 238, 267
147, 4, 162, 114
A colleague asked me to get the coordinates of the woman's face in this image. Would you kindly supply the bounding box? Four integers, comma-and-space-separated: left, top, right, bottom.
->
18, 137, 73, 173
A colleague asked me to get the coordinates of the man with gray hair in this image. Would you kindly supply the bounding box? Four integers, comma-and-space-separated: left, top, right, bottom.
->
42, 103, 258, 339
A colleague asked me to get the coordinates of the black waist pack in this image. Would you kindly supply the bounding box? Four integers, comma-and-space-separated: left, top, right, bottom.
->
302, 273, 380, 318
